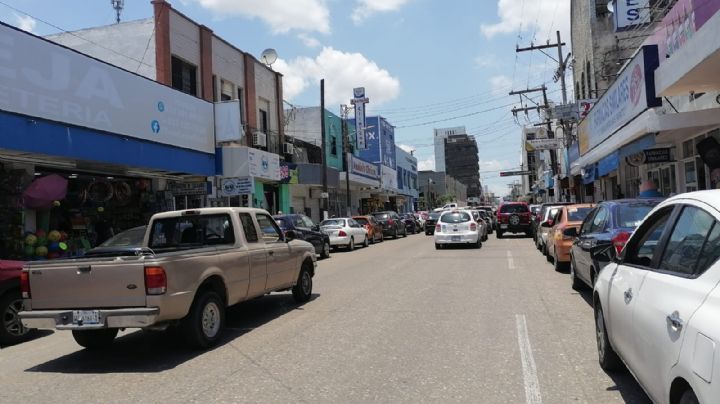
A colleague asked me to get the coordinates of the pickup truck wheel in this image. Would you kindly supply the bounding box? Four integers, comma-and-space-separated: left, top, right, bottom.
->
595, 304, 621, 371
182, 291, 224, 349
320, 241, 331, 259
0, 291, 31, 345
72, 328, 119, 349
292, 264, 313, 303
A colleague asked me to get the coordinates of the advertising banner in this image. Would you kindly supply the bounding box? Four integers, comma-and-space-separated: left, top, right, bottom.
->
0, 23, 215, 154
349, 153, 380, 180
248, 148, 280, 181
578, 45, 661, 155
526, 138, 564, 151
652, 0, 720, 60
614, 0, 651, 31
220, 177, 254, 196
279, 163, 299, 184
381, 165, 398, 190
351, 87, 369, 150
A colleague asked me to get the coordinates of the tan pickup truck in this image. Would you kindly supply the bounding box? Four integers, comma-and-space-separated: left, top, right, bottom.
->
19, 207, 317, 349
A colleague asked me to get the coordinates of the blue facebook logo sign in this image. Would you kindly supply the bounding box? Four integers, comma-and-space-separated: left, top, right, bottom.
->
151, 120, 160, 134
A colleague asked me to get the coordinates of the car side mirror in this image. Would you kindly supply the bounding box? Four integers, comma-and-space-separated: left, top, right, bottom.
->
311, 225, 320, 232
563, 227, 578, 238
284, 230, 297, 241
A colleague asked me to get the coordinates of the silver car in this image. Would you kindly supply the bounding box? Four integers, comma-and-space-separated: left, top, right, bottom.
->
320, 218, 369, 251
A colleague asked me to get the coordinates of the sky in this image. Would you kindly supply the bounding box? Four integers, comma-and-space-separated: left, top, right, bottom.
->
0, 0, 571, 197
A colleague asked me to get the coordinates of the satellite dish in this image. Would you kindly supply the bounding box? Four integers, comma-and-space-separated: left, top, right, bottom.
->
607, 1, 615, 13
261, 48, 278, 66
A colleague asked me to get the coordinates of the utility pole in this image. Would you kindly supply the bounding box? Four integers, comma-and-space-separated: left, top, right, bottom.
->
341, 105, 352, 217
515, 30, 569, 104
320, 80, 328, 219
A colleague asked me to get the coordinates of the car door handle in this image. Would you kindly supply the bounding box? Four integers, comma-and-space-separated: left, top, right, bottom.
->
624, 288, 633, 304
667, 311, 684, 331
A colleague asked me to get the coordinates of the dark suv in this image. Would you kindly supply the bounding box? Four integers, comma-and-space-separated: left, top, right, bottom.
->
496, 202, 532, 238
371, 211, 407, 239
424, 211, 442, 235
273, 214, 331, 258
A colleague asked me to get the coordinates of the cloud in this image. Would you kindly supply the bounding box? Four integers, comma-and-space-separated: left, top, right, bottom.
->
297, 33, 321, 48
274, 46, 400, 106
14, 13, 37, 33
474, 54, 501, 69
479, 159, 512, 172
418, 156, 435, 171
480, 0, 570, 41
194, 0, 330, 34
352, 0, 410, 24
489, 75, 513, 95
398, 143, 415, 153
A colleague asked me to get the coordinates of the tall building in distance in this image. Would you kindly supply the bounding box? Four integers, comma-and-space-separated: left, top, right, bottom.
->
433, 126, 481, 198
433, 126, 465, 172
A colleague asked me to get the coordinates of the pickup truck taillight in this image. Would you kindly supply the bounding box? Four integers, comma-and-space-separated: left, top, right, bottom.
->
144, 266, 167, 295
20, 271, 30, 299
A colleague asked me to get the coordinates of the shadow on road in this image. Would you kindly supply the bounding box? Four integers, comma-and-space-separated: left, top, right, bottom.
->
603, 367, 652, 403
0, 329, 55, 349
25, 293, 319, 374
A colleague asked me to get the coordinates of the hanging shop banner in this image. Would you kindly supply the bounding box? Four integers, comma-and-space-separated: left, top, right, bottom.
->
215, 100, 244, 143
279, 163, 299, 184
625, 148, 674, 166
526, 138, 564, 151
614, 0, 651, 32
349, 153, 380, 180
0, 23, 215, 154
578, 45, 661, 155
220, 176, 254, 196
351, 87, 369, 150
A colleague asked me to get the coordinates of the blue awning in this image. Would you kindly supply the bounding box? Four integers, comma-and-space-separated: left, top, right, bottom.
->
619, 133, 656, 158
582, 164, 597, 184
598, 151, 620, 177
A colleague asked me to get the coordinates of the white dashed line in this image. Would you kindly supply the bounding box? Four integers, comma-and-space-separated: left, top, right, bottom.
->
516, 314, 542, 404
507, 250, 515, 269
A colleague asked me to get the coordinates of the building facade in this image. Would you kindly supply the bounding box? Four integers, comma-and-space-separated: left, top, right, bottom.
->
444, 134, 482, 198
418, 171, 468, 210
395, 147, 419, 213
433, 126, 466, 172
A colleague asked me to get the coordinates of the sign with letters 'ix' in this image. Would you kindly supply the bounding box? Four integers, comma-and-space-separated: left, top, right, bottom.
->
0, 23, 215, 153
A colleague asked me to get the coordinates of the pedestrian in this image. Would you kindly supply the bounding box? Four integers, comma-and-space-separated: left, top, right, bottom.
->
638, 180, 662, 198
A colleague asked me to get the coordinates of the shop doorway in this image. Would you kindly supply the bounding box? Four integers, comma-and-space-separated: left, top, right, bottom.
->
648, 164, 677, 196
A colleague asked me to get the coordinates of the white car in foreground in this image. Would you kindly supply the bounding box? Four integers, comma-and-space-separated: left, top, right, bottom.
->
434, 210, 481, 249
594, 191, 720, 404
320, 218, 369, 251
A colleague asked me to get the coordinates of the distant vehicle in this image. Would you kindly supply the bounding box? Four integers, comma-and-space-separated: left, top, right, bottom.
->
569, 198, 662, 289
320, 218, 369, 251
496, 202, 532, 238
424, 211, 442, 235
477, 209, 493, 235
371, 211, 407, 239
543, 204, 595, 272
476, 206, 497, 230
401, 213, 422, 234
274, 214, 331, 259
465, 209, 488, 241
536, 205, 565, 254
434, 202, 459, 212
531, 202, 573, 242
353, 215, 384, 243
593, 191, 720, 404
0, 260, 30, 345
434, 210, 482, 249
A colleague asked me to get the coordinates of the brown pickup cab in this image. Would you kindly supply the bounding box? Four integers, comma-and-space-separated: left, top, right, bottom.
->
19, 208, 317, 349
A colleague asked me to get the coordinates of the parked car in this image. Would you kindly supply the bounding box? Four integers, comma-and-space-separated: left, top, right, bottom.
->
477, 209, 494, 235
371, 211, 407, 239
0, 260, 30, 345
424, 211, 442, 235
466, 209, 488, 241
320, 218, 369, 251
543, 204, 595, 271
401, 213, 422, 234
568, 198, 662, 289
496, 202, 532, 238
535, 205, 565, 254
477, 206, 497, 230
414, 212, 427, 228
593, 191, 720, 404
353, 215, 384, 243
531, 202, 573, 242
274, 214, 331, 259
434, 210, 482, 249
20, 207, 317, 350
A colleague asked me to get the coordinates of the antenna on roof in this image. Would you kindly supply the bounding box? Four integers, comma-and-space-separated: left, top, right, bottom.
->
111, 0, 124, 24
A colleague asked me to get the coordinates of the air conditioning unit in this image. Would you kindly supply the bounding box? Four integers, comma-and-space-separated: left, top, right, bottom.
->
283, 142, 294, 155
253, 132, 267, 148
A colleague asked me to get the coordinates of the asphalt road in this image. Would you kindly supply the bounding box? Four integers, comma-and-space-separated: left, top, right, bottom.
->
0, 232, 651, 403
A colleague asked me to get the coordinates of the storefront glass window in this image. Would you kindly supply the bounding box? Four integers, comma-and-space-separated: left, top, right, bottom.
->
685, 161, 697, 185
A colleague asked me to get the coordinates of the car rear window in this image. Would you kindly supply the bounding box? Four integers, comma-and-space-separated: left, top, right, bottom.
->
500, 204, 529, 214
373, 213, 389, 220
321, 219, 346, 227
355, 218, 369, 225
428, 212, 441, 220
440, 212, 471, 223
567, 207, 593, 222
616, 204, 657, 228
149, 214, 235, 249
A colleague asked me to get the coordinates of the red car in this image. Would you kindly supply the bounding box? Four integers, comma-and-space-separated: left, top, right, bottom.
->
496, 202, 533, 238
0, 260, 31, 345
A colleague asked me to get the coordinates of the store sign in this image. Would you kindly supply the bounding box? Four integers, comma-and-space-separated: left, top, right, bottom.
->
248, 148, 280, 181
577, 99, 597, 120
351, 87, 369, 150
349, 154, 380, 180
215, 100, 244, 143
220, 177, 254, 196
381, 165, 398, 190
499, 170, 532, 177
553, 103, 579, 121
279, 163, 299, 184
578, 45, 661, 155
526, 138, 564, 150
614, 0, 651, 31
170, 181, 208, 196
625, 148, 673, 166
652, 0, 720, 60
0, 23, 215, 154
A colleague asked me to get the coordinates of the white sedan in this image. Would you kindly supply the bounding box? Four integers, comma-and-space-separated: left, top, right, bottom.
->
434, 210, 481, 249
320, 218, 369, 251
593, 191, 720, 404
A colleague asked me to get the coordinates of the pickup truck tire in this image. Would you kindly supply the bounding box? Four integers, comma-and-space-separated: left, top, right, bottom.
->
320, 241, 331, 259
0, 291, 31, 345
292, 264, 313, 303
181, 291, 225, 349
72, 328, 119, 349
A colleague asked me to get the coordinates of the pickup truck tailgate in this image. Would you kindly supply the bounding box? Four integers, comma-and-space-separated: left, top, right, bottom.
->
28, 261, 147, 309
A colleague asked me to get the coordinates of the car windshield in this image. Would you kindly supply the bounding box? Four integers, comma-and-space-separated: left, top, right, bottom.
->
97, 226, 146, 248
321, 219, 346, 227
500, 204, 529, 214
440, 212, 471, 223
567, 207, 593, 222
372, 213, 389, 220
616, 203, 657, 228
355, 218, 369, 225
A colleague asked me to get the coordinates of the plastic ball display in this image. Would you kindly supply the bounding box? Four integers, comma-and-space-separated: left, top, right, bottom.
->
49, 242, 60, 252
48, 230, 61, 242
35, 230, 46, 238
35, 246, 48, 257
24, 245, 35, 257
58, 242, 68, 251
25, 234, 38, 246
36, 237, 48, 247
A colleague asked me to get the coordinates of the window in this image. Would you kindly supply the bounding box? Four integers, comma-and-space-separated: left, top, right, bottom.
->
330, 136, 338, 156
171, 56, 197, 96
440, 212, 471, 223
589, 207, 608, 233
256, 214, 282, 242
238, 88, 245, 124
220, 79, 234, 102
293, 216, 305, 228
321, 219, 346, 227
616, 203, 657, 228
149, 214, 234, 249
239, 213, 259, 243
659, 207, 715, 275
259, 109, 269, 133
696, 223, 720, 273
580, 209, 597, 235
624, 208, 673, 267
567, 207, 593, 222
586, 61, 592, 98
500, 204, 529, 214
302, 216, 315, 228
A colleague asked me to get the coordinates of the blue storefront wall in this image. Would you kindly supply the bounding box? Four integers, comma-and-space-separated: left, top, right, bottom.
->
0, 111, 216, 175
597, 151, 620, 177
353, 116, 397, 170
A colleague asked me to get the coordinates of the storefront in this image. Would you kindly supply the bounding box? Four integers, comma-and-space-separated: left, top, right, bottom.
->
339, 154, 381, 215
281, 163, 340, 223
219, 146, 288, 214
395, 147, 419, 213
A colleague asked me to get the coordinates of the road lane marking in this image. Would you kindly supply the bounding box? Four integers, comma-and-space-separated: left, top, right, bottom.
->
516, 314, 542, 404
507, 250, 515, 269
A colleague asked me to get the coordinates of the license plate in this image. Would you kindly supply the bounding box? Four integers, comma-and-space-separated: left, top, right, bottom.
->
451, 236, 461, 242
72, 310, 100, 325
501, 224, 508, 229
